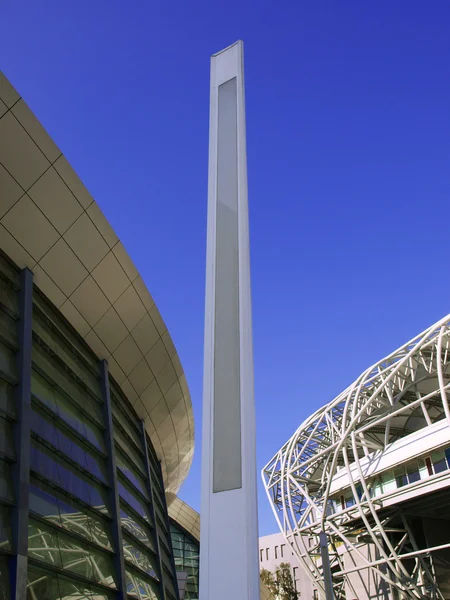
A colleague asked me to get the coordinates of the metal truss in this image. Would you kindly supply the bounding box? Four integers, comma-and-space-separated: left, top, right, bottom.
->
262, 315, 450, 599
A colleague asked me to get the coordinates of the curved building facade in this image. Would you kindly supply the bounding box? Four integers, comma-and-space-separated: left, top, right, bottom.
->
263, 316, 450, 599
0, 71, 194, 599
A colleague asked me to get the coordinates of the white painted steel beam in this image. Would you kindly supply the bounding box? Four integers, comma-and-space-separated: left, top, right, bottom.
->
200, 41, 259, 600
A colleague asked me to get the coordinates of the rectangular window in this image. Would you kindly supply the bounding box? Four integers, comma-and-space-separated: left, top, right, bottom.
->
425, 456, 433, 476
281, 544, 285, 558
407, 461, 421, 484
274, 546, 278, 559
260, 549, 263, 562
395, 467, 408, 488
432, 451, 447, 474
266, 548, 269, 561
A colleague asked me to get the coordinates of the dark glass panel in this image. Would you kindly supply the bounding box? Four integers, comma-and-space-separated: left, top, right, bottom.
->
120, 505, 154, 551
0, 414, 14, 458
0, 504, 12, 552
29, 484, 61, 527
27, 567, 61, 600
0, 377, 15, 417
125, 569, 159, 600
31, 369, 58, 413
123, 533, 159, 580
28, 519, 62, 568
0, 459, 14, 502
0, 339, 16, 379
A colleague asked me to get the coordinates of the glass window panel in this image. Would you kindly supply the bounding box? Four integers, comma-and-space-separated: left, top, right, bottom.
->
27, 567, 60, 600
32, 343, 61, 387
432, 451, 447, 474
29, 484, 62, 527
84, 417, 105, 452
88, 547, 116, 588
123, 534, 159, 580
395, 468, 408, 488
115, 449, 148, 497
0, 377, 15, 417
57, 579, 93, 600
0, 414, 14, 458
0, 271, 18, 313
28, 519, 62, 567
0, 556, 11, 599
0, 458, 14, 502
120, 506, 154, 551
114, 425, 146, 475
30, 407, 59, 446
0, 504, 12, 552
59, 534, 93, 580
55, 389, 87, 437
30, 442, 60, 485
445, 447, 450, 468
0, 339, 16, 378
31, 369, 58, 413
118, 481, 150, 522
406, 462, 421, 484
125, 569, 159, 600
85, 451, 107, 484
55, 427, 88, 470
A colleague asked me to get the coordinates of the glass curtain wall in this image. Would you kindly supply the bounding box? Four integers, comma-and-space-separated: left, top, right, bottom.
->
170, 523, 199, 600
0, 252, 179, 600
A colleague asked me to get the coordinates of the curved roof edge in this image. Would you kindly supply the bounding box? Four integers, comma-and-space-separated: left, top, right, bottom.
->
167, 496, 200, 542
0, 70, 194, 494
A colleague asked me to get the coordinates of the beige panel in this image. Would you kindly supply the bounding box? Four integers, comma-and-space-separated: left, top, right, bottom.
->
59, 299, 91, 338
150, 399, 170, 428
86, 202, 119, 248
171, 399, 188, 427
94, 306, 128, 354
0, 99, 8, 119
1, 195, 59, 261
107, 356, 126, 385
159, 415, 175, 440
0, 223, 35, 270
0, 112, 50, 190
128, 358, 155, 396
149, 304, 167, 335
140, 379, 163, 412
156, 361, 177, 395
39, 238, 88, 296
0, 72, 19, 108
28, 167, 83, 234
11, 100, 61, 163
113, 335, 141, 375
70, 275, 110, 326
145, 338, 170, 377
120, 378, 138, 404
64, 212, 109, 272
53, 155, 94, 210
131, 313, 159, 355
114, 284, 146, 331
33, 264, 66, 309
161, 330, 177, 358
165, 381, 183, 412
112, 241, 139, 281
133, 276, 155, 311
0, 163, 23, 218
92, 251, 129, 304
84, 329, 109, 359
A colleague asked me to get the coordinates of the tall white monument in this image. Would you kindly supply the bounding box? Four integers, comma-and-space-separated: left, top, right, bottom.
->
200, 41, 259, 599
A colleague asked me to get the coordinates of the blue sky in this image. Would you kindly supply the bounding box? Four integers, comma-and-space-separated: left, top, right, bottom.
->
2, 1, 450, 536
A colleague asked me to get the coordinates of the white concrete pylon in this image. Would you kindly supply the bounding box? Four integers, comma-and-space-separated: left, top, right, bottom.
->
199, 41, 260, 600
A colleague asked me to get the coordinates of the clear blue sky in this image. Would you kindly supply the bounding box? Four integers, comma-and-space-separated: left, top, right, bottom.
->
2, 1, 449, 536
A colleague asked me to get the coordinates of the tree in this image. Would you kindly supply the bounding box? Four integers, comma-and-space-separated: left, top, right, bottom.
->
260, 563, 298, 600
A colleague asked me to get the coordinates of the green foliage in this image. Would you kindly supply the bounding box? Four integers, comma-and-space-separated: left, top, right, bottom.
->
260, 562, 298, 600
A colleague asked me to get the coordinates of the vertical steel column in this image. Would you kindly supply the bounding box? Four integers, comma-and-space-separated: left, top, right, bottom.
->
100, 359, 127, 599
10, 268, 33, 600
139, 420, 167, 600
319, 531, 335, 600
157, 459, 181, 600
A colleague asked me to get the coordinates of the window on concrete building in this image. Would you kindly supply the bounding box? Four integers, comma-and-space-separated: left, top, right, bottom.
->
266, 548, 269, 561
260, 549, 263, 562
281, 544, 285, 558
274, 546, 278, 559
432, 451, 447, 474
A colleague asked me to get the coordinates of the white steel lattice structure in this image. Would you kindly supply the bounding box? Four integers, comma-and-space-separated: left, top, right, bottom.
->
263, 315, 450, 600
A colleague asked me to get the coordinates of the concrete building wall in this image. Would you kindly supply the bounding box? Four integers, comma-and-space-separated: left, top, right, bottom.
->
259, 533, 317, 599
